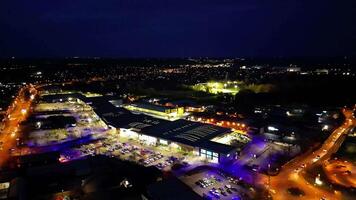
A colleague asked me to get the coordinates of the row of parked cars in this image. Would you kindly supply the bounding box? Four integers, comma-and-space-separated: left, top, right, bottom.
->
140, 153, 164, 166
198, 171, 253, 200
195, 176, 222, 188
203, 184, 243, 199
218, 171, 244, 185
62, 137, 189, 172
154, 155, 181, 169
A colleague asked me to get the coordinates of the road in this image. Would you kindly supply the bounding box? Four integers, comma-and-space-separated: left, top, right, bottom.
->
0, 85, 37, 169
268, 109, 356, 200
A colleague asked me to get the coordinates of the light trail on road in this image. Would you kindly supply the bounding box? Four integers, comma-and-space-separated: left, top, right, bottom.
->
268, 109, 356, 200
0, 85, 37, 169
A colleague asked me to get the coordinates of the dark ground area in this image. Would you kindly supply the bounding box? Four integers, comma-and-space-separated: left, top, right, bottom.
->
4, 155, 162, 200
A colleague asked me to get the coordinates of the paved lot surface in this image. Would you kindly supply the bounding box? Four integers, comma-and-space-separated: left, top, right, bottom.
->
180, 169, 254, 200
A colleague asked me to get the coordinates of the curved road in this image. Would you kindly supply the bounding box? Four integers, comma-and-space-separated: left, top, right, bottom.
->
268, 109, 356, 200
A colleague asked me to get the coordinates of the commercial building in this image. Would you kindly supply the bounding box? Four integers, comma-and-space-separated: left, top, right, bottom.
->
119, 119, 241, 163
89, 98, 246, 163
41, 93, 247, 164
124, 101, 185, 121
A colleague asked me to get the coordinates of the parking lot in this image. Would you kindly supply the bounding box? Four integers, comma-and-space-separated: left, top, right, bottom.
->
23, 99, 111, 147
59, 134, 192, 171
180, 168, 255, 200
32, 97, 206, 172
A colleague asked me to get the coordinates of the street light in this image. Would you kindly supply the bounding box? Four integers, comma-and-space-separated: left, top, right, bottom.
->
21, 109, 27, 115
315, 174, 323, 186
267, 163, 271, 193
36, 122, 42, 129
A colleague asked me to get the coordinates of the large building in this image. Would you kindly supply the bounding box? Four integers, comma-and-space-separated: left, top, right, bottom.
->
120, 119, 239, 163
89, 97, 247, 163
41, 93, 247, 164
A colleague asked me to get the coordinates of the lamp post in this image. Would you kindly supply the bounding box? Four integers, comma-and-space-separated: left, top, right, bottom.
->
267, 163, 271, 199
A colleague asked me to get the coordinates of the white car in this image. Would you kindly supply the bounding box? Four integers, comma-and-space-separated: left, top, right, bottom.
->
312, 155, 321, 162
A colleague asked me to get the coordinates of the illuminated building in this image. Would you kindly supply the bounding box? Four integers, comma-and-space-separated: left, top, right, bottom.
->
116, 119, 242, 163
0, 182, 10, 199
89, 98, 246, 164
42, 93, 248, 164
124, 102, 185, 121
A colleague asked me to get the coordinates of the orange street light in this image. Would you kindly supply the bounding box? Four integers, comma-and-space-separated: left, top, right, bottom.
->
21, 109, 27, 115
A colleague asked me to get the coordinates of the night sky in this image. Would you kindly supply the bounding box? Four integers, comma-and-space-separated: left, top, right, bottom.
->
0, 0, 355, 58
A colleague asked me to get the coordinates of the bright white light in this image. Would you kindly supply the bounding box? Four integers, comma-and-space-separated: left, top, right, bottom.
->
170, 142, 180, 149
120, 179, 132, 188
87, 118, 92, 123
315, 174, 323, 185
322, 125, 329, 131
139, 134, 157, 145
21, 109, 27, 115
36, 122, 42, 128
267, 126, 279, 131
120, 128, 139, 138
160, 139, 168, 145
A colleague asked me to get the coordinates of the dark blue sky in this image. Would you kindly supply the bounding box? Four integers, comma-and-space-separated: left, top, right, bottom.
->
0, 0, 355, 58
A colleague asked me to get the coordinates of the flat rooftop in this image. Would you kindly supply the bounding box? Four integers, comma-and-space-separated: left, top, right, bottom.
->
41, 93, 238, 154
130, 101, 175, 112
90, 97, 236, 154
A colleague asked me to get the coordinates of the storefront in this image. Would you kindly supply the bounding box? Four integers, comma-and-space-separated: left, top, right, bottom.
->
199, 148, 219, 163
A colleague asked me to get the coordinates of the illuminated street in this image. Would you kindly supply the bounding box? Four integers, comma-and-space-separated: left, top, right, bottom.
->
268, 109, 356, 200
0, 85, 37, 168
